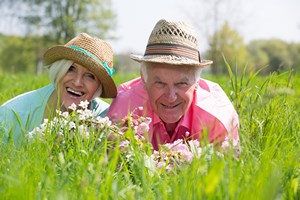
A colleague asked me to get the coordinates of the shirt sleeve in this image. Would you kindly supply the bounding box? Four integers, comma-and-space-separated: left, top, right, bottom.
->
90, 98, 110, 118
0, 106, 24, 146
107, 78, 147, 121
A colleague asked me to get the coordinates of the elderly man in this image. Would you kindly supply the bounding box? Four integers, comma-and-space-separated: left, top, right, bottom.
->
107, 19, 239, 150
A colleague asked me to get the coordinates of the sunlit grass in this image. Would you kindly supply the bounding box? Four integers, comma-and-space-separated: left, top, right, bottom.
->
0, 68, 299, 199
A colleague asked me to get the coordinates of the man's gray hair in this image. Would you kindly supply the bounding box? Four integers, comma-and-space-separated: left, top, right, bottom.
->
140, 61, 202, 83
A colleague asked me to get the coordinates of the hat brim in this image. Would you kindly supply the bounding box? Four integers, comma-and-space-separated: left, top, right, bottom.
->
44, 46, 117, 98
130, 54, 213, 67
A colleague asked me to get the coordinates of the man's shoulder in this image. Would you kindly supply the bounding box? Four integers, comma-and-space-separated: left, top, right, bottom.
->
107, 77, 147, 119
198, 78, 222, 92
116, 77, 146, 97
194, 79, 239, 136
118, 77, 143, 90
195, 78, 237, 117
197, 78, 231, 101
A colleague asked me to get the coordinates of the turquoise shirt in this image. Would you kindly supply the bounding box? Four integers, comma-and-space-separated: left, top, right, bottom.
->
0, 84, 109, 146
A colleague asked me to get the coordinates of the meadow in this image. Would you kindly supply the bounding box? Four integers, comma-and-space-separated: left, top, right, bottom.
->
0, 68, 299, 199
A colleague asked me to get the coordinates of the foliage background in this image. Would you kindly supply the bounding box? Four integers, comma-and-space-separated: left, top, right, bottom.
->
0, 0, 299, 198
0, 0, 299, 75
0, 69, 299, 199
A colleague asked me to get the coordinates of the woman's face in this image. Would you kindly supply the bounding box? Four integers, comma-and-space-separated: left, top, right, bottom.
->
58, 62, 100, 110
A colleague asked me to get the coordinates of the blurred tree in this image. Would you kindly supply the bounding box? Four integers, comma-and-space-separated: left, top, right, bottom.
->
206, 22, 250, 74
247, 41, 270, 72
0, 35, 37, 73
247, 39, 294, 74
289, 43, 300, 71
9, 0, 117, 43
183, 0, 247, 74
0, 0, 117, 74
113, 53, 139, 74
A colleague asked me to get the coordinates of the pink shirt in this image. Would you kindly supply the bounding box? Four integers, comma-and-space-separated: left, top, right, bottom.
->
107, 77, 239, 150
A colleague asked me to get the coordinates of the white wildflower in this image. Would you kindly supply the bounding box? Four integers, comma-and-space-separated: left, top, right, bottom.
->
78, 112, 86, 121
77, 109, 83, 115
82, 109, 93, 118
68, 103, 77, 111
185, 131, 190, 137
61, 111, 69, 118
78, 124, 89, 138
57, 131, 63, 137
78, 124, 85, 133
136, 122, 150, 135
79, 100, 89, 110
188, 140, 202, 158
69, 121, 76, 130
27, 131, 35, 139
56, 110, 62, 115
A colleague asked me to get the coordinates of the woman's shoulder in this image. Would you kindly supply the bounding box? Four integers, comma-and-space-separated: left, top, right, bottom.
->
90, 98, 110, 117
1, 84, 54, 110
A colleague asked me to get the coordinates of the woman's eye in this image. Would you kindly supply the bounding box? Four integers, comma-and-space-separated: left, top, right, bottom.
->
85, 73, 96, 80
68, 66, 76, 72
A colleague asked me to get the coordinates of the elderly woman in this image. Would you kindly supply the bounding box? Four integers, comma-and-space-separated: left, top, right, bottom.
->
0, 33, 117, 146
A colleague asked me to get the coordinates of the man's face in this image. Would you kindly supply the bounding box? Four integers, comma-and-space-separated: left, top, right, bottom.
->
143, 63, 198, 124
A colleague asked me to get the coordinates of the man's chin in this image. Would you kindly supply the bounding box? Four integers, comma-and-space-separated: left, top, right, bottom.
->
160, 116, 182, 125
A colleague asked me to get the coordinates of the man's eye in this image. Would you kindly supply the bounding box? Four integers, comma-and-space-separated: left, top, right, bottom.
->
176, 82, 189, 88
154, 81, 165, 87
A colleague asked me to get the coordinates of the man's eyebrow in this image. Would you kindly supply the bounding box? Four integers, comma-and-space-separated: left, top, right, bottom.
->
152, 76, 161, 81
177, 77, 190, 82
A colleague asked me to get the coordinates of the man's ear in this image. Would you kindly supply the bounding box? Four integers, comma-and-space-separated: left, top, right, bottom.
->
193, 81, 199, 91
140, 69, 148, 90
140, 68, 146, 84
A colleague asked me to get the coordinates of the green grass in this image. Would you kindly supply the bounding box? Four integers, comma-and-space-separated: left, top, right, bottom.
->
0, 69, 299, 199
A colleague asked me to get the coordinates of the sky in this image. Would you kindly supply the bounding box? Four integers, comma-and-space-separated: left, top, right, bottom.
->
0, 0, 299, 55
109, 0, 300, 54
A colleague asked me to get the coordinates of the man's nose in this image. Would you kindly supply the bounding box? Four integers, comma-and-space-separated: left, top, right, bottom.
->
165, 87, 177, 101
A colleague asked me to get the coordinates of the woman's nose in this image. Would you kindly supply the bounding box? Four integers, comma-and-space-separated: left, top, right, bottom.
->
73, 75, 83, 86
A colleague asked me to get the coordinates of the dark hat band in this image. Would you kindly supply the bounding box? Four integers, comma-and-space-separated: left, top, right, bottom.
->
144, 43, 201, 62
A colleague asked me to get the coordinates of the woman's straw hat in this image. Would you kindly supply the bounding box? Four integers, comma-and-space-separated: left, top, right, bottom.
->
131, 19, 213, 67
44, 33, 117, 98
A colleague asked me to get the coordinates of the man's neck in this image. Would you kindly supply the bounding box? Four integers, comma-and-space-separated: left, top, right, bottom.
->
164, 122, 178, 138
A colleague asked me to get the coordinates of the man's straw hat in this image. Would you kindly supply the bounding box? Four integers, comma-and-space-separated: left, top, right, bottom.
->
131, 19, 213, 67
44, 33, 117, 98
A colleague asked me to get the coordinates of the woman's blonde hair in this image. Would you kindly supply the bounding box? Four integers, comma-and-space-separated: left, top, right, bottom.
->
48, 59, 73, 88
